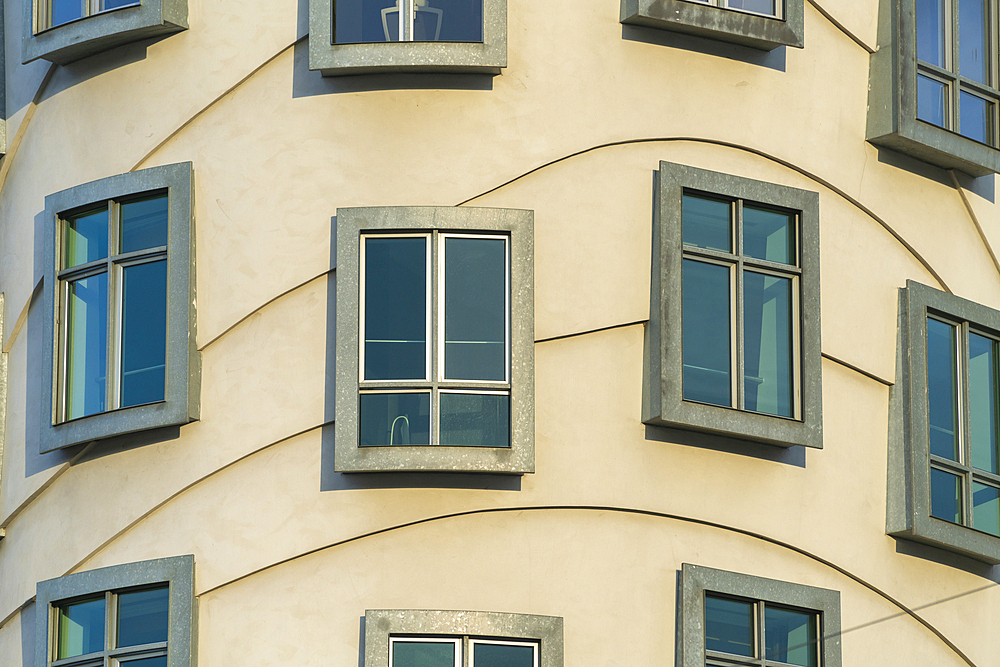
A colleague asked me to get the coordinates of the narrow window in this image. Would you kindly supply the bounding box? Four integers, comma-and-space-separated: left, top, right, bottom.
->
335, 0, 484, 44
705, 594, 819, 667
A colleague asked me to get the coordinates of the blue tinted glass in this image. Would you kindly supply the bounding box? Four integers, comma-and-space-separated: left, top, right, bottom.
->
969, 333, 998, 474
336, 0, 401, 42
931, 467, 963, 524
121, 194, 168, 253
916, 0, 947, 66
973, 481, 1000, 536
103, 0, 138, 8
440, 393, 509, 447
473, 642, 534, 667
392, 640, 456, 667
927, 319, 960, 460
120, 658, 167, 667
960, 0, 989, 83
65, 273, 108, 420
726, 0, 777, 16
117, 587, 169, 648
764, 607, 817, 667
359, 393, 431, 446
743, 272, 793, 418
683, 194, 731, 252
743, 206, 795, 265
705, 596, 753, 657
49, 0, 83, 27
423, 0, 482, 41
121, 261, 167, 408
683, 260, 732, 407
917, 75, 947, 127
64, 208, 108, 268
445, 237, 506, 381
365, 237, 427, 380
58, 598, 105, 659
960, 91, 992, 144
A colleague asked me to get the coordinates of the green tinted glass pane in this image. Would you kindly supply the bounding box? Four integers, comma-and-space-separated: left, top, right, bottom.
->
743, 271, 793, 418
743, 206, 795, 265
392, 640, 457, 667
927, 319, 960, 461
969, 333, 998, 474
364, 237, 427, 381
973, 482, 1000, 536
705, 595, 753, 657
931, 467, 963, 524
57, 598, 105, 659
439, 393, 509, 447
121, 194, 168, 253
683, 260, 732, 407
117, 587, 169, 648
120, 261, 167, 408
64, 208, 108, 268
473, 642, 535, 667
764, 607, 817, 667
444, 237, 506, 381
65, 273, 108, 420
683, 194, 731, 252
359, 393, 431, 446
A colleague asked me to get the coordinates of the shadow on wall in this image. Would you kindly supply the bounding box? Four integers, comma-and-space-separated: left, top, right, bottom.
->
36, 36, 168, 102
873, 145, 997, 204
620, 24, 787, 72
891, 536, 1000, 581
19, 600, 34, 667
644, 424, 807, 468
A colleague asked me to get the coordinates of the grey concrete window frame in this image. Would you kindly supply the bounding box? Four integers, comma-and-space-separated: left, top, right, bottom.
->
677, 563, 842, 667
34, 555, 197, 667
40, 162, 199, 453
22, 0, 187, 65
887, 280, 1000, 564
619, 0, 804, 51
644, 161, 822, 449
335, 206, 533, 474
867, 0, 1000, 176
364, 609, 563, 667
308, 0, 506, 76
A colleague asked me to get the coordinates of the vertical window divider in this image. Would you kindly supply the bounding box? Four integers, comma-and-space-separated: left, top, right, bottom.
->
104, 202, 117, 415
429, 230, 439, 446
961, 320, 975, 527
735, 199, 745, 412
109, 202, 124, 412
755, 600, 764, 666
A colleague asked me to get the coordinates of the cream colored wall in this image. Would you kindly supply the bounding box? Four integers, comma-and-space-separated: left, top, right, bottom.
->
2, 0, 999, 665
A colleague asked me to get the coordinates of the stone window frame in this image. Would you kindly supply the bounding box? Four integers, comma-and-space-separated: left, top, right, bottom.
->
867, 0, 1000, 176
643, 161, 823, 449
308, 0, 507, 76
887, 280, 1000, 564
40, 162, 199, 453
335, 206, 533, 474
34, 555, 197, 667
619, 0, 804, 51
22, 0, 187, 65
677, 563, 842, 667
364, 609, 563, 667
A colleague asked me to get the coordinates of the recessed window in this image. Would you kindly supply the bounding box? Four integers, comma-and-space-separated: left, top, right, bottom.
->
705, 594, 819, 666
40, 0, 138, 31
387, 636, 538, 667
335, 0, 483, 44
682, 0, 780, 18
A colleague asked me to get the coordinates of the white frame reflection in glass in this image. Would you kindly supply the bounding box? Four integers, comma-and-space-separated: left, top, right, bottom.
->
358, 231, 511, 448
682, 0, 781, 19
38, 0, 138, 31
334, 0, 484, 44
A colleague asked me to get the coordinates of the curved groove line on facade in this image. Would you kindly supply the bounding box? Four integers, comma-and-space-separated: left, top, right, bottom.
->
0, 63, 57, 195
948, 169, 1000, 281
806, 0, 874, 53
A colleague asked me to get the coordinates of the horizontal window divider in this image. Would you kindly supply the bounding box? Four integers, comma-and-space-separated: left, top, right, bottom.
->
917, 62, 958, 83
58, 260, 110, 280
971, 470, 1000, 485
681, 246, 738, 263
438, 384, 510, 392
741, 258, 802, 274
113, 247, 168, 265
930, 457, 970, 474
107, 642, 168, 656
52, 654, 105, 666
359, 383, 433, 390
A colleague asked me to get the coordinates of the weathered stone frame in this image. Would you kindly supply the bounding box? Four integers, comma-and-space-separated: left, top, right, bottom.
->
309, 0, 506, 76
40, 162, 199, 453
364, 610, 563, 667
677, 563, 841, 667
35, 555, 197, 667
644, 161, 823, 449
335, 206, 533, 473
620, 0, 804, 51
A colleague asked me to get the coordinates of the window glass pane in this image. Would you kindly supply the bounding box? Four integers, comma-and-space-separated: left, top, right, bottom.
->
960, 91, 992, 144
64, 208, 109, 269
57, 598, 105, 659
364, 237, 427, 380
65, 273, 108, 420
916, 0, 947, 66
119, 657, 167, 667
103, 0, 138, 9
472, 642, 535, 667
743, 272, 793, 418
930, 467, 963, 524
973, 481, 1000, 536
423, 0, 483, 41
359, 392, 431, 446
440, 393, 509, 447
49, 0, 84, 27
121, 261, 167, 408
705, 595, 754, 657
743, 206, 795, 265
682, 194, 731, 253
444, 237, 506, 381
336, 0, 401, 43
392, 640, 457, 667
121, 194, 168, 253
969, 333, 998, 474
683, 260, 732, 407
726, 0, 777, 16
927, 319, 960, 460
917, 75, 948, 127
960, 0, 988, 83
117, 587, 169, 648
764, 607, 817, 667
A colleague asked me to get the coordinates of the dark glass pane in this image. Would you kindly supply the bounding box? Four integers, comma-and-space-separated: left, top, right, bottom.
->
930, 467, 963, 524
473, 642, 535, 667
103, 0, 138, 9
444, 237, 506, 381
64, 208, 108, 268
440, 393, 509, 447
917, 75, 948, 127
49, 0, 83, 27
682, 194, 731, 252
121, 194, 168, 253
764, 607, 817, 667
65, 273, 108, 420
683, 260, 732, 407
57, 598, 105, 659
117, 587, 169, 648
969, 333, 998, 474
392, 640, 456, 667
121, 261, 167, 408
743, 272, 793, 418
120, 657, 168, 667
705, 596, 753, 657
364, 237, 427, 380
916, 0, 946, 66
927, 319, 959, 460
960, 91, 992, 144
726, 0, 777, 16
424, 0, 483, 41
359, 393, 431, 446
743, 206, 795, 265
973, 481, 1000, 536
960, 0, 988, 83
335, 0, 401, 43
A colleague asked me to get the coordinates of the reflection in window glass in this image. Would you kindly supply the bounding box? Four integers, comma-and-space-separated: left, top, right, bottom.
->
959, 0, 989, 84
931, 467, 964, 524
764, 606, 817, 667
682, 194, 731, 253
968, 333, 998, 474
471, 642, 535, 667
444, 237, 506, 381
439, 393, 509, 447
927, 319, 960, 460
973, 481, 1000, 536
65, 273, 109, 420
960, 91, 992, 144
917, 75, 948, 127
742, 206, 795, 265
705, 596, 754, 657
121, 194, 168, 254
64, 208, 109, 269
117, 587, 169, 648
58, 598, 106, 659
743, 272, 793, 418
392, 640, 457, 667
359, 392, 431, 446
916, 0, 947, 66
49, 0, 84, 28
683, 260, 732, 408
335, 0, 483, 43
364, 237, 427, 381
121, 261, 168, 408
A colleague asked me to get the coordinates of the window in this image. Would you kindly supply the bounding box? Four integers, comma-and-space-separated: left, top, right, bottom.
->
644, 161, 822, 449
309, 0, 506, 75
22, 0, 187, 65
868, 0, 1000, 175
678, 564, 842, 667
363, 610, 562, 667
40, 162, 199, 453
34, 555, 196, 667
619, 0, 804, 51
335, 206, 533, 473
888, 280, 1000, 563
